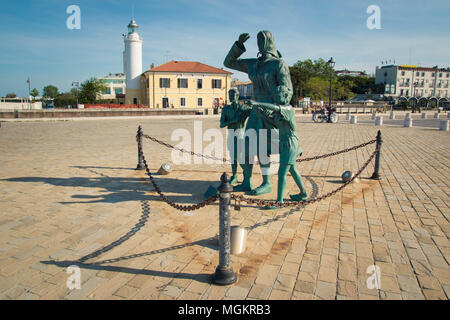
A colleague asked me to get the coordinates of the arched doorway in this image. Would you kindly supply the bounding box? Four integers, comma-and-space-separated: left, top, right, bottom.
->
397, 96, 409, 110
408, 97, 419, 113
418, 97, 428, 110
428, 97, 438, 109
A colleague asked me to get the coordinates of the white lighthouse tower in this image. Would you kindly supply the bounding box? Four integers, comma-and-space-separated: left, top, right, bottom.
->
123, 20, 143, 105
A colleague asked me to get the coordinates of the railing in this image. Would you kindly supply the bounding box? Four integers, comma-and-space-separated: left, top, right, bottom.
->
333, 103, 387, 114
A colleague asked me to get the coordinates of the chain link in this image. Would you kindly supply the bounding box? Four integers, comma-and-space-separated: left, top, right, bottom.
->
138, 133, 218, 212
296, 139, 376, 162
143, 134, 229, 163
142, 133, 376, 164
231, 143, 379, 208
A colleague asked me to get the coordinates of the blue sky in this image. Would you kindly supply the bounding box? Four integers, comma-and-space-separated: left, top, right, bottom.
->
1, 0, 449, 97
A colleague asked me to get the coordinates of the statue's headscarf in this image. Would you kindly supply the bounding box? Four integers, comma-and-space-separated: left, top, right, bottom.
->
257, 30, 282, 59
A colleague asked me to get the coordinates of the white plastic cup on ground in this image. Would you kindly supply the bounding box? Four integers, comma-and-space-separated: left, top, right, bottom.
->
230, 226, 248, 255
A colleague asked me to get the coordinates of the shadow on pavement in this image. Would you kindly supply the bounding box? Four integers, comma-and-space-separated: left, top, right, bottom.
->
41, 236, 218, 284
2, 174, 217, 205
41, 259, 214, 284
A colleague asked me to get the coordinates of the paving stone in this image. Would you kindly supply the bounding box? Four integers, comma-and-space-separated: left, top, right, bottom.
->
65, 276, 104, 300
269, 289, 291, 300
422, 289, 447, 300
336, 280, 357, 297
160, 285, 182, 299
291, 291, 313, 300
397, 275, 422, 293
294, 280, 315, 294
338, 261, 357, 282
273, 273, 296, 292
225, 286, 249, 299
300, 260, 319, 273
253, 264, 279, 286
314, 281, 336, 300
318, 266, 337, 283
247, 284, 272, 300
279, 262, 300, 276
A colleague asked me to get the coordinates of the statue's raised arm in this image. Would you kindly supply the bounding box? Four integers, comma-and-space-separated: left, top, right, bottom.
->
224, 33, 252, 74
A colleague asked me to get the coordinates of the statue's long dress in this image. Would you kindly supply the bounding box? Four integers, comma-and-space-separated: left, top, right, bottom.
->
224, 41, 293, 161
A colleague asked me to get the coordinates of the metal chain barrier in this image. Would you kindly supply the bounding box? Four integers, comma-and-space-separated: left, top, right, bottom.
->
296, 139, 376, 163
137, 128, 380, 211
137, 134, 218, 212
231, 143, 379, 208
142, 133, 376, 164
143, 134, 229, 163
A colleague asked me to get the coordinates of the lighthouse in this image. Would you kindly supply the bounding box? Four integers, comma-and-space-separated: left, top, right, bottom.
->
123, 20, 143, 105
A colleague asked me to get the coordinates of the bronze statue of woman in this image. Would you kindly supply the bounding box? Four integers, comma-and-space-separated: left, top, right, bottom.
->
224, 31, 293, 195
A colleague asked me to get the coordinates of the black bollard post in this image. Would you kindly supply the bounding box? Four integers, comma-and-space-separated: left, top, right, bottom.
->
136, 125, 145, 170
212, 173, 237, 285
371, 130, 382, 180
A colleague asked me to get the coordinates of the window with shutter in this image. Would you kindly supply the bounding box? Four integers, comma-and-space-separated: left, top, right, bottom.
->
178, 78, 188, 88
212, 79, 222, 89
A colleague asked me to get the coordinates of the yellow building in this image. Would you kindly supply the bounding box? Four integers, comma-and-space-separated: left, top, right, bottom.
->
140, 60, 232, 108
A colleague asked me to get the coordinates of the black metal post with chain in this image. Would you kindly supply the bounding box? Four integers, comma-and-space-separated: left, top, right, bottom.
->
371, 130, 382, 180
136, 125, 145, 170
213, 173, 237, 285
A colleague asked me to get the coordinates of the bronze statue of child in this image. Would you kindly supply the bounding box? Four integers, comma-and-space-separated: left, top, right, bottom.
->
220, 88, 251, 185
248, 86, 308, 206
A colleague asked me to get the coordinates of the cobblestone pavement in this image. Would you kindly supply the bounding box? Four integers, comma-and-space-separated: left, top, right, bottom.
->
0, 114, 448, 300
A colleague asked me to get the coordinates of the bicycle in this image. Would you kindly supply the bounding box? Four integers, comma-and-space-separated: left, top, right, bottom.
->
312, 106, 338, 123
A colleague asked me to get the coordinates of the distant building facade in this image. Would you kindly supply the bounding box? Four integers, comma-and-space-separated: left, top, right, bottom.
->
99, 73, 126, 100
141, 60, 232, 108
231, 80, 253, 100
375, 64, 450, 99
335, 69, 367, 77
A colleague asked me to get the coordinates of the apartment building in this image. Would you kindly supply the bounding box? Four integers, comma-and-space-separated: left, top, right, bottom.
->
375, 65, 450, 98
141, 60, 232, 108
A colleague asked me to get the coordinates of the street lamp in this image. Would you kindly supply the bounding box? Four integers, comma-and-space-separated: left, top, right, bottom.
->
327, 57, 335, 123
413, 81, 421, 113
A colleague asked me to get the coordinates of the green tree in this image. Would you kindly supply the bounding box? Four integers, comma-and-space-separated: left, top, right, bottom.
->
289, 58, 338, 102
70, 88, 79, 96
338, 75, 384, 95
289, 58, 386, 102
30, 88, 39, 98
6, 93, 17, 98
43, 85, 58, 99
303, 77, 329, 100
78, 78, 107, 104
54, 92, 77, 108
